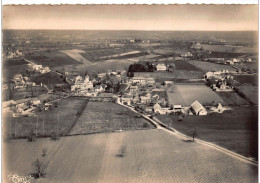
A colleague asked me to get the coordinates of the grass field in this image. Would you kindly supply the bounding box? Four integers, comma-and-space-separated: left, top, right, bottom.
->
236, 85, 258, 105
3, 64, 27, 83
157, 106, 258, 159
187, 60, 237, 72
60, 49, 92, 65
173, 60, 202, 71
6, 86, 48, 101
25, 50, 80, 67
31, 72, 66, 89
3, 130, 257, 183
233, 74, 258, 86
80, 48, 134, 62
69, 102, 155, 135
201, 44, 257, 53
167, 85, 225, 106
216, 91, 250, 106
3, 97, 88, 139
134, 71, 204, 82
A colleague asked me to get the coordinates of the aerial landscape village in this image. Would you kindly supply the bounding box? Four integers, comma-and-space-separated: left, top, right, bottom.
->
2, 30, 258, 182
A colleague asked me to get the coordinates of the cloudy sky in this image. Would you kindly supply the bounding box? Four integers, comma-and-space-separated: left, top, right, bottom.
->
3, 5, 258, 31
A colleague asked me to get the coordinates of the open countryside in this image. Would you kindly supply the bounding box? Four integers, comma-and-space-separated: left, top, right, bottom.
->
2, 22, 258, 183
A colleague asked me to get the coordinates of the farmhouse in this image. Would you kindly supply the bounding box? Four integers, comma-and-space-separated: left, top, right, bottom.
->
153, 103, 170, 115
164, 81, 173, 85
181, 52, 193, 58
190, 100, 207, 115
156, 64, 167, 71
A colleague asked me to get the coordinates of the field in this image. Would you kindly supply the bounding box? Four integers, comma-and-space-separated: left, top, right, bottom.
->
60, 49, 92, 65
3, 65, 27, 83
2, 97, 88, 139
69, 102, 155, 135
134, 71, 204, 82
157, 106, 258, 159
167, 85, 225, 106
3, 130, 257, 183
187, 60, 237, 72
200, 44, 257, 53
216, 91, 250, 106
4, 86, 48, 101
80, 48, 134, 61
31, 72, 66, 89
236, 85, 258, 105
25, 50, 80, 67
173, 60, 202, 71
233, 74, 258, 86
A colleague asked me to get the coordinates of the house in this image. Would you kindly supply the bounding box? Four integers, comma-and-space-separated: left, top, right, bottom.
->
225, 60, 234, 65
232, 58, 239, 63
164, 81, 173, 85
153, 103, 169, 114
32, 99, 41, 106
174, 105, 182, 110
13, 74, 23, 81
31, 64, 43, 70
190, 100, 207, 115
181, 52, 193, 58
140, 96, 151, 104
204, 72, 215, 79
121, 97, 132, 105
94, 85, 105, 93
156, 64, 167, 71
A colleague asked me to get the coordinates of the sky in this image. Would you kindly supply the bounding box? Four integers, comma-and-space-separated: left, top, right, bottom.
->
3, 5, 258, 31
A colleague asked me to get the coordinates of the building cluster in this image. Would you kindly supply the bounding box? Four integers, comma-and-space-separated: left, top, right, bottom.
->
12, 73, 37, 89
204, 70, 234, 91
27, 63, 50, 74
6, 50, 23, 59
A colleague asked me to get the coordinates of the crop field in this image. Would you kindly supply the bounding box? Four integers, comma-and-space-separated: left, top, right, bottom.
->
4, 130, 258, 183
173, 60, 202, 71
187, 60, 237, 72
157, 106, 258, 159
25, 50, 80, 67
233, 74, 258, 86
3, 97, 88, 139
201, 44, 257, 53
3, 65, 27, 83
60, 49, 92, 65
236, 85, 258, 105
7, 86, 48, 101
234, 62, 258, 72
167, 84, 225, 106
208, 51, 250, 58
134, 71, 204, 82
69, 102, 155, 135
216, 91, 250, 106
31, 72, 66, 89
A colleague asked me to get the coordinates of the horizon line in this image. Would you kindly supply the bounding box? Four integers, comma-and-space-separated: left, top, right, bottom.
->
2, 28, 258, 32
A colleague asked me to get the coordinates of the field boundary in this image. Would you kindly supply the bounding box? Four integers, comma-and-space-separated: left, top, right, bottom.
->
63, 99, 89, 136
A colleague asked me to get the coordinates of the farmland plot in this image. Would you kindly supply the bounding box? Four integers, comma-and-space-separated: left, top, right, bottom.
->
60, 49, 92, 65
216, 91, 250, 106
4, 130, 257, 183
25, 50, 80, 67
157, 106, 258, 159
236, 85, 258, 105
3, 97, 88, 139
187, 60, 236, 72
167, 84, 225, 106
69, 102, 155, 135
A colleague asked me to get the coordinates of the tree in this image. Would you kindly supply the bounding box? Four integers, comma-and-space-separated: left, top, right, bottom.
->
32, 158, 46, 178
192, 129, 198, 142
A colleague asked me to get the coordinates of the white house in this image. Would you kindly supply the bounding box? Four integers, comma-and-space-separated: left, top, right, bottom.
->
190, 100, 207, 115
156, 64, 167, 71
